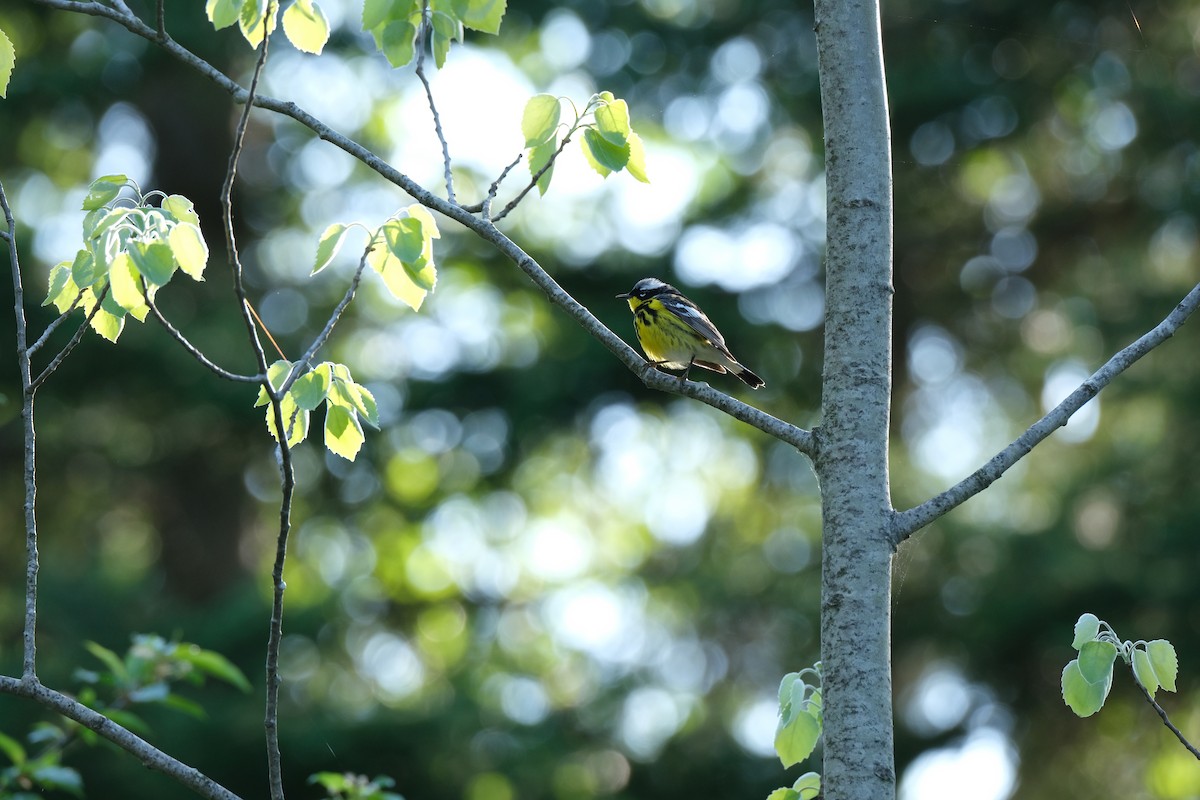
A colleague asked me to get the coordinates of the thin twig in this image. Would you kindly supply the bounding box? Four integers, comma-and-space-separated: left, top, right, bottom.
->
0, 675, 245, 800
492, 131, 575, 222
145, 297, 264, 383
892, 280, 1200, 544
27, 290, 87, 357
478, 153, 523, 219
415, 0, 456, 204
1132, 675, 1200, 760
2, 181, 40, 681
155, 0, 165, 39
29, 285, 110, 392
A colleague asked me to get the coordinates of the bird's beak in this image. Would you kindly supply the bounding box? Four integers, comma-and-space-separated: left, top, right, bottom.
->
615, 291, 631, 299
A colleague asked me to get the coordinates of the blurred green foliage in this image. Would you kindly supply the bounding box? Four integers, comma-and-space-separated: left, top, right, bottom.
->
3, 0, 1200, 798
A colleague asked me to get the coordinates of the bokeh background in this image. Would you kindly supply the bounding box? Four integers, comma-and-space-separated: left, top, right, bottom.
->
3, 0, 1200, 797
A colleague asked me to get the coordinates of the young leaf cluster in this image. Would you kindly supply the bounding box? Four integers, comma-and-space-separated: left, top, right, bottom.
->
207, 0, 332, 54
362, 0, 506, 69
0, 25, 13, 100
256, 360, 380, 461
44, 175, 208, 343
1062, 613, 1179, 717
0, 635, 249, 799
314, 205, 440, 312
309, 771, 405, 800
775, 665, 823, 770
521, 91, 650, 197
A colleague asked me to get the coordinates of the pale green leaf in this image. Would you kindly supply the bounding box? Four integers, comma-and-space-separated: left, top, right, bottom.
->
264, 359, 294, 392
128, 240, 177, 286
167, 223, 208, 280
765, 790, 798, 800
313, 222, 352, 274
87, 207, 133, 247
368, 244, 428, 310
1147, 640, 1178, 692
82, 175, 128, 211
160, 194, 200, 225
522, 94, 561, 147
89, 299, 126, 343
45, 262, 79, 311
462, 0, 506, 34
84, 641, 129, 683
404, 203, 441, 238
29, 764, 83, 797
430, 11, 459, 68
626, 131, 650, 183
353, 383, 380, 428
325, 404, 365, 461
581, 127, 629, 176
381, 217, 425, 264
0, 27, 15, 100
1132, 648, 1159, 698
1061, 659, 1111, 717
777, 672, 801, 709
0, 730, 27, 767
1072, 613, 1100, 650
239, 0, 277, 46
774, 706, 820, 768
361, 0, 393, 30
206, 0, 242, 29
266, 392, 310, 447
793, 772, 822, 800
594, 97, 631, 145
176, 645, 253, 692
108, 252, 150, 321
70, 248, 98, 288
291, 364, 331, 410
529, 137, 557, 195
1077, 639, 1117, 684
283, 0, 330, 54
381, 20, 417, 67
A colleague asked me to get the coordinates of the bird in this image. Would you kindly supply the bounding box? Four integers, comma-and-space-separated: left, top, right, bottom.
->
616, 277, 765, 389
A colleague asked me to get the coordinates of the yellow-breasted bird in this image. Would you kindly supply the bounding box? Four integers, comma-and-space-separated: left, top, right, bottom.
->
616, 277, 765, 389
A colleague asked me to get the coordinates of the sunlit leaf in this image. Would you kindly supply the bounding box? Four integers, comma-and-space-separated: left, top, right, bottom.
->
128, 240, 177, 286
160, 194, 200, 225
0, 26, 14, 100
581, 127, 629, 176
1061, 658, 1111, 717
108, 252, 150, 321
70, 248, 98, 288
1071, 613, 1100, 650
325, 404, 365, 461
206, 0, 241, 29
82, 174, 128, 211
168, 223, 208, 280
1077, 639, 1117, 684
522, 94, 561, 147
626, 131, 650, 183
1132, 647, 1159, 698
0, 730, 26, 767
381, 19, 417, 67
283, 0, 330, 54
461, 0, 506, 34
291, 363, 331, 410
313, 222, 353, 274
1147, 640, 1178, 692
176, 645, 253, 692
774, 705, 820, 768
793, 772, 822, 799
528, 137, 557, 195
594, 96, 631, 146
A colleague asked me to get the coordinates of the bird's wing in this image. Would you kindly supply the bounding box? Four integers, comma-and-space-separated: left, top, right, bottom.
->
660, 294, 732, 353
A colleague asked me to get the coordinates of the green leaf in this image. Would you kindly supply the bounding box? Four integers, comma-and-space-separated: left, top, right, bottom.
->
87, 207, 133, 247
160, 693, 207, 719
70, 248, 98, 288
777, 672, 801, 708
1072, 613, 1100, 649
0, 730, 27, 767
352, 383, 380, 428
765, 790, 799, 800
101, 708, 150, 735
84, 641, 129, 684
626, 131, 650, 183
381, 20, 417, 68
291, 364, 331, 410
581, 127, 629, 176
793, 772, 822, 799
313, 222, 352, 274
594, 97, 631, 146
82, 175, 128, 211
265, 359, 293, 392
168, 223, 209, 280
528, 137, 557, 196
29, 764, 83, 797
1077, 639, 1118, 684
160, 194, 200, 225
382, 217, 425, 264
108, 252, 150, 321
1147, 640, 1178, 692
128, 682, 170, 704
45, 262, 75, 309
283, 0, 330, 54
462, 0, 505, 34
404, 204, 441, 239
522, 94, 561, 147
266, 392, 310, 448
1132, 647, 1159, 698
368, 244, 428, 310
128, 240, 178, 286
1061, 658, 1111, 717
206, 0, 241, 29
0, 27, 15, 100
361, 0, 393, 30
310, 772, 353, 792
774, 705, 820, 768
430, 11, 459, 68
325, 404, 366, 461
239, 0, 277, 46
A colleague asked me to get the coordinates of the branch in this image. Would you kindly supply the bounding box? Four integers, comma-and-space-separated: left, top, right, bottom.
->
29, 285, 111, 392
26, 291, 87, 357
2, 180, 40, 680
415, 0, 455, 204
892, 280, 1200, 544
144, 298, 265, 383
491, 132, 575, 222
0, 676, 245, 800
1133, 676, 1200, 760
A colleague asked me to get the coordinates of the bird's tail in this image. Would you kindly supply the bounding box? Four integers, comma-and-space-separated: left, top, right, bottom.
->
733, 365, 765, 389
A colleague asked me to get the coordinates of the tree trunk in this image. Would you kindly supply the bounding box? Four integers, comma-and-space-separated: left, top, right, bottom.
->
812, 0, 897, 797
